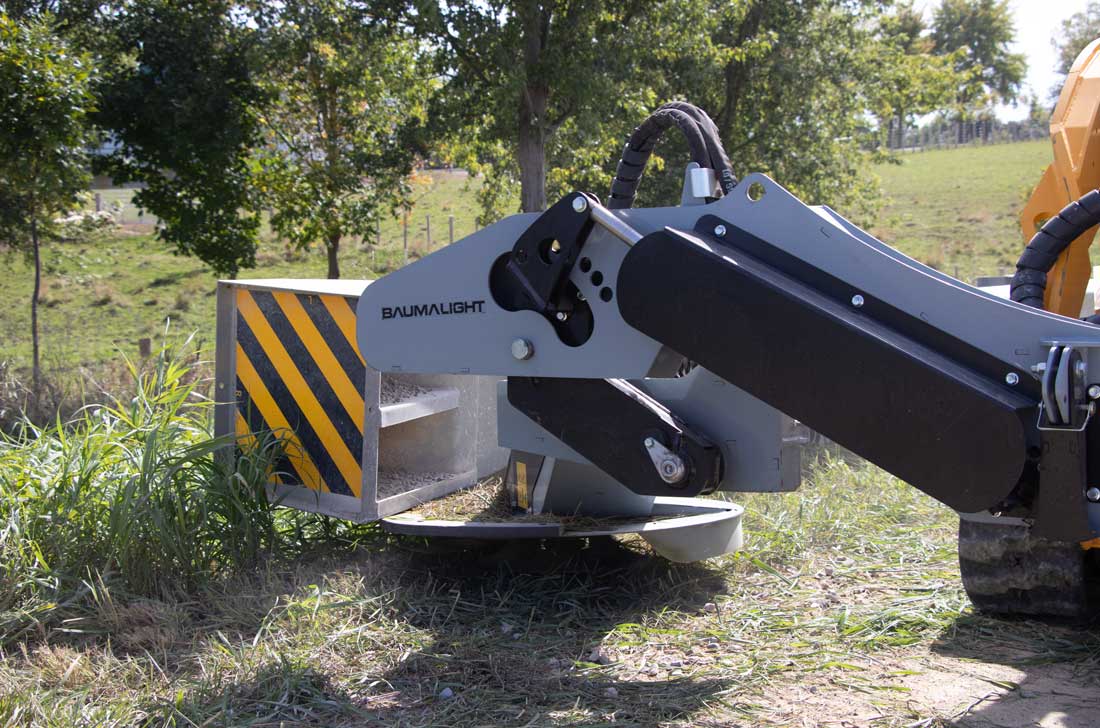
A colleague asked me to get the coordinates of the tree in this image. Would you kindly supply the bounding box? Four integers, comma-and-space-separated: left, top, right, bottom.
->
410, 0, 703, 213
872, 2, 960, 149
1054, 1, 1100, 88
932, 0, 1026, 139
582, 1, 894, 221
94, 0, 266, 277
0, 13, 95, 396
253, 0, 428, 279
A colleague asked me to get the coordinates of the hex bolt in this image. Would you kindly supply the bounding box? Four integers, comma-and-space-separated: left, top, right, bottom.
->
555, 311, 569, 322
1087, 487, 1100, 503
1090, 385, 1100, 400
572, 196, 588, 213
644, 437, 656, 448
659, 457, 687, 483
713, 224, 727, 237
511, 338, 534, 361
1005, 372, 1019, 386
851, 294, 865, 308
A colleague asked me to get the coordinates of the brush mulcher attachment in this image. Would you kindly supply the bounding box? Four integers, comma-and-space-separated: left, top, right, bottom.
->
218, 103, 1100, 580
214, 277, 754, 561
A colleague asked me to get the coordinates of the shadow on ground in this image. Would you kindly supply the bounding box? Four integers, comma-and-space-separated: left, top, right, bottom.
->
148, 535, 733, 727
930, 612, 1100, 728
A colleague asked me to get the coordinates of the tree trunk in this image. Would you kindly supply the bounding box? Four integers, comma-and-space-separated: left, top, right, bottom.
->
719, 3, 765, 133
517, 2, 550, 213
518, 85, 548, 212
30, 216, 41, 399
326, 232, 341, 279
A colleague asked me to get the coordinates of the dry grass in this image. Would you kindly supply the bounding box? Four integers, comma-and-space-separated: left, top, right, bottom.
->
0, 451, 1096, 727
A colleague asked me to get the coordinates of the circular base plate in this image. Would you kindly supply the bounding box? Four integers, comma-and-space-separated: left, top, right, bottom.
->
382, 496, 744, 563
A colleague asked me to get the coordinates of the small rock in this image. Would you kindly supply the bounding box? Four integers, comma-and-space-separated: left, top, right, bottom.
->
1019, 689, 1038, 699
500, 622, 514, 634
603, 687, 619, 698
512, 632, 522, 640
671, 669, 684, 677
588, 648, 612, 665
438, 687, 454, 700
703, 602, 718, 614
668, 659, 683, 668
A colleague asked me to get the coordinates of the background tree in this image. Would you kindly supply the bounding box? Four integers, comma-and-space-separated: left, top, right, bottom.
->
932, 0, 1026, 142
252, 0, 429, 280
410, 0, 704, 213
1054, 1, 1100, 92
0, 13, 95, 395
580, 1, 895, 221
872, 2, 959, 149
94, 0, 266, 277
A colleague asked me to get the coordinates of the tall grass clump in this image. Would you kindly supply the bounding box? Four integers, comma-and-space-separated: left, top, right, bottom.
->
0, 340, 291, 642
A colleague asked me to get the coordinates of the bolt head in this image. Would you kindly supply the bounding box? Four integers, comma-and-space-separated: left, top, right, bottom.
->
511, 338, 534, 361
851, 294, 865, 308
572, 196, 588, 213
659, 457, 686, 483
555, 311, 569, 322
1090, 385, 1100, 400
1087, 487, 1100, 503
713, 224, 727, 237
644, 437, 656, 448
1005, 372, 1020, 386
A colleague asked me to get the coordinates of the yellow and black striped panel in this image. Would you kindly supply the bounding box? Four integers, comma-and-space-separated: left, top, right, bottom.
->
234, 288, 365, 497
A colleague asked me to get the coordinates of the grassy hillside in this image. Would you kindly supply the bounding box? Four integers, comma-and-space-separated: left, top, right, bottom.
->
871, 140, 1051, 280
0, 141, 1056, 378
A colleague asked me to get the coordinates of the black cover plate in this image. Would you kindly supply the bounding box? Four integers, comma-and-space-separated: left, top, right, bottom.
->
507, 377, 722, 497
617, 227, 1034, 514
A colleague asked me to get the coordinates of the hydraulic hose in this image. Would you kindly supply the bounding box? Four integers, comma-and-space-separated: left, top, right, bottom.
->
1010, 189, 1100, 311
607, 102, 736, 210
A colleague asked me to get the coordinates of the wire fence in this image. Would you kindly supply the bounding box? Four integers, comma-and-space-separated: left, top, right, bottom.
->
883, 118, 1048, 153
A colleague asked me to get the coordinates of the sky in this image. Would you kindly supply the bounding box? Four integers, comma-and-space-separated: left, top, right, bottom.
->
915, 0, 1092, 120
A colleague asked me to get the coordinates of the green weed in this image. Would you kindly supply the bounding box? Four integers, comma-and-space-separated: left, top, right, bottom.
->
0, 337, 305, 643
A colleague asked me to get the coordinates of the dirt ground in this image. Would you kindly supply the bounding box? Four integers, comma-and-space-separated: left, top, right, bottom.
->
747, 619, 1100, 728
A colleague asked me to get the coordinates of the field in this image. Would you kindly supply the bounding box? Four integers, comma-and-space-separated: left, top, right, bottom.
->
0, 169, 489, 378
1, 141, 1099, 727
871, 141, 1054, 281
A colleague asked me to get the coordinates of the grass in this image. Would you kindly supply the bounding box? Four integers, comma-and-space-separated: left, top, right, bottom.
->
0, 169, 500, 376
870, 140, 1053, 280
0, 447, 1092, 726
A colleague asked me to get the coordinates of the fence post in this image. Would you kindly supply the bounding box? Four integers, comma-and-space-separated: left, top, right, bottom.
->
403, 212, 408, 265
94, 193, 102, 213
449, 215, 455, 244
425, 214, 431, 248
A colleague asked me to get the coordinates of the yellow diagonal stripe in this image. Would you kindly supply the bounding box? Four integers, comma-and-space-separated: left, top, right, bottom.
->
238, 290, 362, 496
322, 294, 364, 364
236, 343, 329, 493
272, 291, 363, 433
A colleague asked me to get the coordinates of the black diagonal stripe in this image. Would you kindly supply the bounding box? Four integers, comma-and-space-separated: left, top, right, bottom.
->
300, 294, 365, 391
249, 290, 364, 462
237, 315, 355, 496
236, 377, 306, 487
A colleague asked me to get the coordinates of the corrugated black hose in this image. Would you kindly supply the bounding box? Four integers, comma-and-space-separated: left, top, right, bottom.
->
1010, 189, 1100, 322
607, 102, 737, 210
